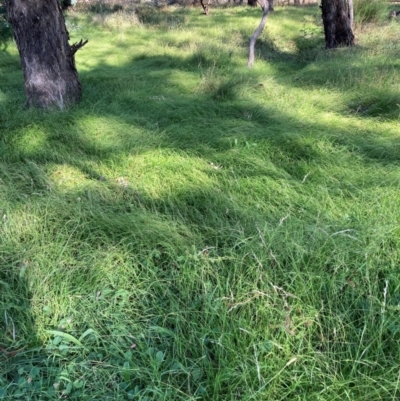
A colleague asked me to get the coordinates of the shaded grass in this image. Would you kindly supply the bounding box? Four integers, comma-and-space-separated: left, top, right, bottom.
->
1, 4, 400, 400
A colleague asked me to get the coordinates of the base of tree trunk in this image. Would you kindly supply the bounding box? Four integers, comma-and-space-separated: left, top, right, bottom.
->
5, 0, 84, 110
200, 0, 209, 15
321, 0, 354, 49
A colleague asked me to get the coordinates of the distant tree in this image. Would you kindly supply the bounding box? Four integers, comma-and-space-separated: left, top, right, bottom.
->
200, 0, 209, 15
4, 0, 87, 109
248, 0, 273, 10
248, 0, 270, 66
320, 0, 354, 49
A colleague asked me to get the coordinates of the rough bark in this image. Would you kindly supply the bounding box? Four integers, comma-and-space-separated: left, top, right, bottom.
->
200, 0, 209, 15
5, 0, 86, 109
321, 0, 354, 49
248, 0, 269, 67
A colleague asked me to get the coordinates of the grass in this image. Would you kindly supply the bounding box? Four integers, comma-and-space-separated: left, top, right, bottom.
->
1, 3, 400, 400
354, 0, 388, 24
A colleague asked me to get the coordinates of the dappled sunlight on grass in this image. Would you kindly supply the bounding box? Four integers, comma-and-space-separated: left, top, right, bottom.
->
12, 126, 49, 157
47, 164, 93, 191
110, 150, 215, 197
74, 115, 151, 154
1, 4, 400, 400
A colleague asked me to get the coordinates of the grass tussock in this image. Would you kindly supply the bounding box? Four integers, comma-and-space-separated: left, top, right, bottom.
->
354, 0, 388, 24
1, 4, 400, 400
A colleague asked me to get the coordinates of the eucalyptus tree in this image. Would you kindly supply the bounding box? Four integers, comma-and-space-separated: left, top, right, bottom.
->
4, 0, 87, 109
321, 0, 354, 49
248, 0, 271, 67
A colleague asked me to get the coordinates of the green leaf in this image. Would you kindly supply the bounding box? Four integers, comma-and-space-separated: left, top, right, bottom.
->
192, 367, 202, 382
155, 351, 164, 363
64, 382, 73, 394
14, 389, 26, 398
29, 367, 40, 378
46, 330, 83, 347
52, 336, 63, 345
124, 350, 133, 361
78, 328, 96, 343
171, 362, 183, 371
73, 380, 84, 389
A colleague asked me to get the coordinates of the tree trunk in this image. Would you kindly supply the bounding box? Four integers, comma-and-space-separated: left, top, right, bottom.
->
5, 0, 84, 109
200, 0, 209, 15
321, 0, 354, 49
248, 0, 269, 67
348, 0, 353, 28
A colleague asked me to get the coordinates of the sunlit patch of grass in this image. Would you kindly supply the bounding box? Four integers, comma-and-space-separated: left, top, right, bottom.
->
90, 9, 141, 30
1, 4, 400, 400
12, 125, 49, 156
47, 164, 92, 191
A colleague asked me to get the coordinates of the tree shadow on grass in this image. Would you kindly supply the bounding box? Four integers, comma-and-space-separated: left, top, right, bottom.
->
0, 257, 47, 398
225, 6, 400, 121
0, 220, 95, 399
2, 28, 400, 398
2, 48, 400, 179
0, 162, 269, 399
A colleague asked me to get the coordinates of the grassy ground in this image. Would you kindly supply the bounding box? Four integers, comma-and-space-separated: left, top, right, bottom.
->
1, 4, 400, 400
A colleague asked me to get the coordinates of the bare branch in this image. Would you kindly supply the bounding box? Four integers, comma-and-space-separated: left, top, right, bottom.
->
71, 39, 88, 55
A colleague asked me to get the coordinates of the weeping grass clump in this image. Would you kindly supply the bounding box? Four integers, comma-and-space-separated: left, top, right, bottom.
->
1, 4, 400, 400
354, 0, 388, 24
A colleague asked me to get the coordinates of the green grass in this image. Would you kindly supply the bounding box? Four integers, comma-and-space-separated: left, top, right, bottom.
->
1, 4, 400, 400
354, 0, 388, 24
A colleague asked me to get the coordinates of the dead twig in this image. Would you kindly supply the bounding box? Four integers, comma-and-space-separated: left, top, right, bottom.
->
71, 39, 88, 55
0, 347, 25, 358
